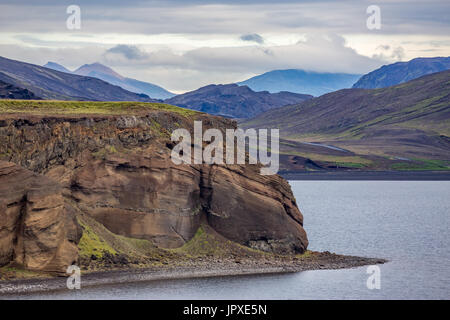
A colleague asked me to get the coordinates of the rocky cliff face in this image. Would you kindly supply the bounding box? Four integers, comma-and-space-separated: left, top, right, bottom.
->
0, 107, 308, 273
0, 161, 80, 273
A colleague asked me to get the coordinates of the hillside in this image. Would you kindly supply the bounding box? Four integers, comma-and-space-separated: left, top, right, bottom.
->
242, 70, 450, 171
0, 56, 155, 102
238, 69, 361, 96
353, 56, 450, 89
165, 83, 312, 119
44, 61, 175, 99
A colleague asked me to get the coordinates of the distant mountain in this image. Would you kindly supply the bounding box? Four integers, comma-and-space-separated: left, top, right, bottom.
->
165, 84, 312, 119
44, 61, 175, 100
43, 62, 72, 74
0, 79, 40, 99
242, 70, 450, 171
352, 57, 450, 89
0, 56, 155, 102
73, 62, 124, 79
238, 69, 361, 96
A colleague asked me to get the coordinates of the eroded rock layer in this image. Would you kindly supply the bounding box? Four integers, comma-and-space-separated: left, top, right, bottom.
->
0, 161, 81, 273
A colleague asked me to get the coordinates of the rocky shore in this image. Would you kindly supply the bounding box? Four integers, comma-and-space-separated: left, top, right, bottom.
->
0, 251, 386, 295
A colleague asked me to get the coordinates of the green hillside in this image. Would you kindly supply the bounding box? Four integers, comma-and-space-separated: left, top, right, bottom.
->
242, 70, 450, 171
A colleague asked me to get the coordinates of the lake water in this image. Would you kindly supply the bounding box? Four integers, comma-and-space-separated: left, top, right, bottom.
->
4, 181, 450, 299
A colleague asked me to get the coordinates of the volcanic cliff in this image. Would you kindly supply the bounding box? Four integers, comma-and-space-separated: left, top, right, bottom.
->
0, 101, 308, 274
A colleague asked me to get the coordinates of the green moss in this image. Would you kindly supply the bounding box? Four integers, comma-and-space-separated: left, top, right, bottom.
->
150, 118, 161, 130
77, 218, 117, 258
92, 145, 118, 159
74, 213, 181, 269
173, 225, 268, 258
334, 162, 367, 168
295, 250, 314, 259
0, 266, 48, 280
0, 148, 12, 159
174, 226, 213, 257
115, 235, 155, 252
149, 118, 170, 138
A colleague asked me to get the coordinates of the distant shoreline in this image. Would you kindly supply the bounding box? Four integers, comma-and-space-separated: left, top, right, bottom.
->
280, 170, 450, 181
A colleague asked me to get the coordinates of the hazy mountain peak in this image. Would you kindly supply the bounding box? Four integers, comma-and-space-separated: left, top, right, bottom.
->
42, 60, 174, 99
43, 61, 72, 74
352, 56, 450, 89
0, 55, 154, 101
74, 62, 125, 80
238, 69, 362, 97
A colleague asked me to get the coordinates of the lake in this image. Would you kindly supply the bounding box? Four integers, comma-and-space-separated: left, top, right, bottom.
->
4, 181, 450, 299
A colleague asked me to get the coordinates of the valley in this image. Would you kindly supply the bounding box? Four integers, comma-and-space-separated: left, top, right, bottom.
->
242, 70, 450, 172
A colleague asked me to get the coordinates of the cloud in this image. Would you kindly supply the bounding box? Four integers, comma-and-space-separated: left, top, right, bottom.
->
92, 33, 384, 91
372, 45, 405, 62
0, 1, 449, 92
376, 45, 390, 51
391, 47, 405, 60
100, 33, 382, 73
105, 44, 148, 60
1, 1, 449, 35
240, 33, 264, 44
0, 32, 391, 91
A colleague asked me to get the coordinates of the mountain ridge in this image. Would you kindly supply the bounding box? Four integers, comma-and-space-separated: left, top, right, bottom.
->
165, 83, 313, 119
242, 70, 450, 171
238, 69, 361, 96
352, 56, 450, 89
0, 56, 157, 102
44, 61, 175, 99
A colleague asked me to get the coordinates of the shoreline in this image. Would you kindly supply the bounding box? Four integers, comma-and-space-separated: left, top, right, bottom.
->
0, 252, 386, 296
280, 170, 450, 181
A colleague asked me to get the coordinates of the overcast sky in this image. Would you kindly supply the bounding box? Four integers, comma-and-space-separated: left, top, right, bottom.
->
0, 0, 449, 93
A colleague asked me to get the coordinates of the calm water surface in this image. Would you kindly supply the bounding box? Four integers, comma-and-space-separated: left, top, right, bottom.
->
4, 181, 450, 299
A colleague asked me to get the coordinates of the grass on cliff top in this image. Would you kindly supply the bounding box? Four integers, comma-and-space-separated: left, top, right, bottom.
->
0, 99, 198, 117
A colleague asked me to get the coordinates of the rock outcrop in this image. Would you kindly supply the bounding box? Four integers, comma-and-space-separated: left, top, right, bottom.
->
0, 107, 308, 273
0, 161, 81, 273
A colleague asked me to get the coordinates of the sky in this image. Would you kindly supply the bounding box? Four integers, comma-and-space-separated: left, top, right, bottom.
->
0, 0, 449, 93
